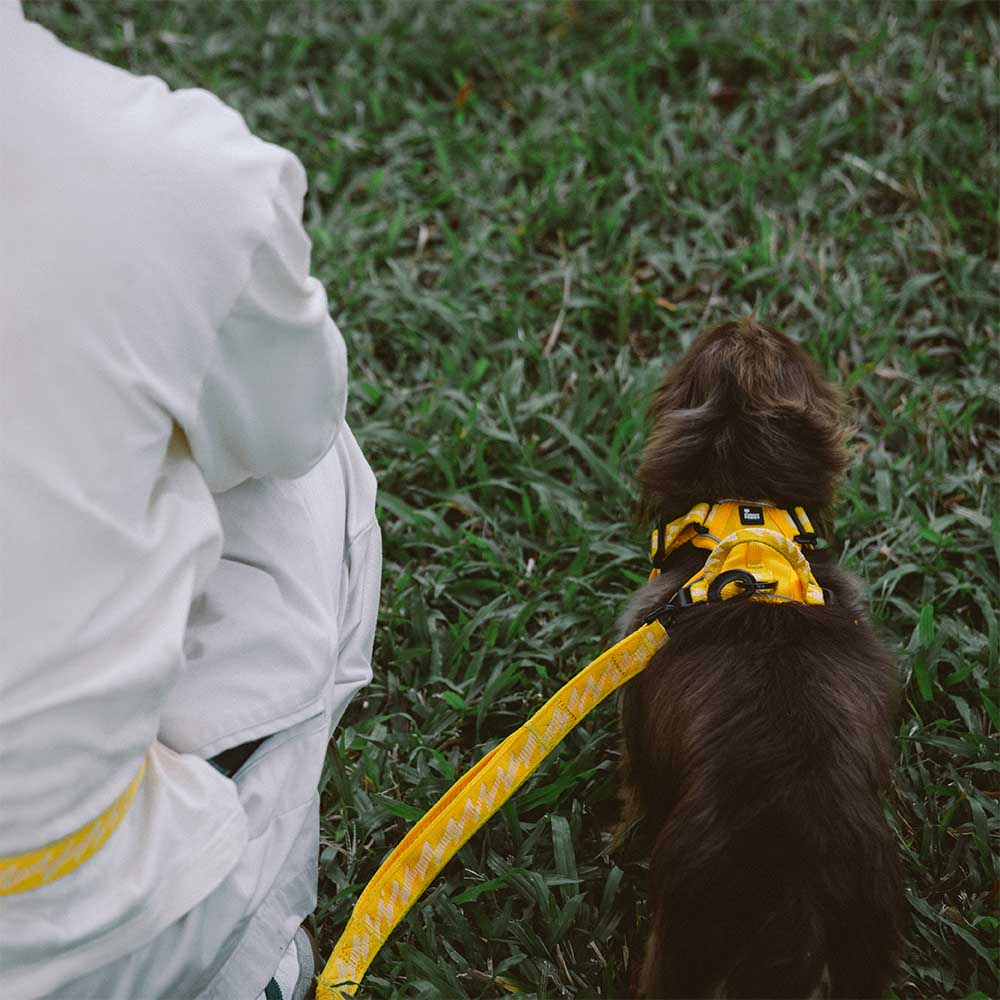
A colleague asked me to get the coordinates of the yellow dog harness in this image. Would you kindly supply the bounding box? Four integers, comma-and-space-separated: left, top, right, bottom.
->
649, 500, 827, 606
316, 500, 825, 997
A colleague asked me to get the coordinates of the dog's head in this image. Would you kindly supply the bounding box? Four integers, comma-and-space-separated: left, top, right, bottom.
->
637, 316, 849, 524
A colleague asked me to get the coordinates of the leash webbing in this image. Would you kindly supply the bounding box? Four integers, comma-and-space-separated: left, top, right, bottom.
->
0, 760, 146, 895
316, 618, 668, 999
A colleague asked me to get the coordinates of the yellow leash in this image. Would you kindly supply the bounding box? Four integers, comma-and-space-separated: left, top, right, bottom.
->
316, 618, 669, 999
0, 760, 146, 896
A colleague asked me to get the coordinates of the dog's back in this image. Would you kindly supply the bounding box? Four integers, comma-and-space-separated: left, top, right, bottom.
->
622, 596, 902, 998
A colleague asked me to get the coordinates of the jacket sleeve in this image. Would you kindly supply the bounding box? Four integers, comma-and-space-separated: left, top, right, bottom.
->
185, 152, 347, 493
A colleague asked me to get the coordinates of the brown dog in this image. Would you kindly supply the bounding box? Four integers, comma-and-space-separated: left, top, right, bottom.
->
618, 317, 903, 998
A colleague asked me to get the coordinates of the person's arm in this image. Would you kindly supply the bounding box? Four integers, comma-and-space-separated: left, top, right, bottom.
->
184, 151, 347, 493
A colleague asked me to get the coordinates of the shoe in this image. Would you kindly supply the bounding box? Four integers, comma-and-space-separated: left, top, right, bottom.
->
257, 925, 319, 1000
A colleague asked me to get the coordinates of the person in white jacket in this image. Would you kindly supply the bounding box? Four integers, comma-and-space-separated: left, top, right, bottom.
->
0, 3, 381, 998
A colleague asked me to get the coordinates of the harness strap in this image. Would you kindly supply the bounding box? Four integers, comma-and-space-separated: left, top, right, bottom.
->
0, 760, 147, 896
316, 619, 669, 999
649, 501, 711, 574
787, 505, 818, 547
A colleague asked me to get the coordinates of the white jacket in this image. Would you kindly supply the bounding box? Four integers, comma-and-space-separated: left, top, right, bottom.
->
0, 4, 379, 996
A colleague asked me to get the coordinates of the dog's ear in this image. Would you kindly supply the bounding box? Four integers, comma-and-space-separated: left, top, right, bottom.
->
637, 317, 850, 523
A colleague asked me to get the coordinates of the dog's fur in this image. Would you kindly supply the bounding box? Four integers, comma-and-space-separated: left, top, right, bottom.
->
618, 318, 903, 998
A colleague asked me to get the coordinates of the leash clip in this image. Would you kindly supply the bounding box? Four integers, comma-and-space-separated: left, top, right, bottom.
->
643, 602, 676, 629
706, 569, 777, 603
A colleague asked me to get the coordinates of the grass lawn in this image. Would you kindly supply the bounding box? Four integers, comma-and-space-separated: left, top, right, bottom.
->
30, 1, 998, 996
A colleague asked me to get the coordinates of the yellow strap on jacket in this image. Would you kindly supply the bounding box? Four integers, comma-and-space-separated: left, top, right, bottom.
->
316, 619, 669, 1000
0, 760, 146, 896
648, 500, 825, 606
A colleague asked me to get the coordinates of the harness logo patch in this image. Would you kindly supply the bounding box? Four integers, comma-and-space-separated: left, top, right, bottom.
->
739, 504, 764, 526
